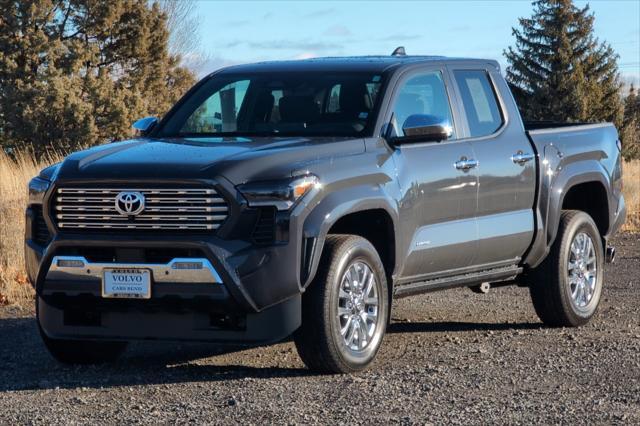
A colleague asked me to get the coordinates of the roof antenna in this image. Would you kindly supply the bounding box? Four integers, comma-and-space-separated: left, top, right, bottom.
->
391, 46, 406, 56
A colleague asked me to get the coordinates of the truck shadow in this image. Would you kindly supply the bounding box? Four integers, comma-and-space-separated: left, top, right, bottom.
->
0, 315, 542, 392
388, 320, 544, 334
0, 316, 308, 392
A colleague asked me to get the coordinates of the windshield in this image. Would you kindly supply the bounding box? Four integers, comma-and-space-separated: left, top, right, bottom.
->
158, 72, 385, 138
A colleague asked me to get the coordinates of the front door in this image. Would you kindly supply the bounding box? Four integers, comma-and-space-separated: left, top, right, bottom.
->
390, 69, 479, 281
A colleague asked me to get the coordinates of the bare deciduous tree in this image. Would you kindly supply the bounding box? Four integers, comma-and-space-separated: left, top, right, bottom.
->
154, 0, 205, 70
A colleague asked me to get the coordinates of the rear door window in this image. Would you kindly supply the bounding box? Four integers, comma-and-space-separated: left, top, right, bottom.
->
453, 70, 503, 137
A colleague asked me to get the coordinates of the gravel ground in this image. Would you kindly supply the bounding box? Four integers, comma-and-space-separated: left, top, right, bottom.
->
0, 234, 638, 424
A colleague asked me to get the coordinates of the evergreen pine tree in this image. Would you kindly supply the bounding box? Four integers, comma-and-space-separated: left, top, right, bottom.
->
504, 0, 623, 126
621, 85, 640, 160
0, 0, 196, 153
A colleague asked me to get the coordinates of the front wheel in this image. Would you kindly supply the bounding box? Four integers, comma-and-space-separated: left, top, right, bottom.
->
294, 235, 389, 373
529, 210, 604, 327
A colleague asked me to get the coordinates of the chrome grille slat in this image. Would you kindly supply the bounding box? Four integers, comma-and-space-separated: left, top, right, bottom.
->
58, 223, 218, 230
56, 197, 226, 203
56, 214, 227, 221
53, 187, 228, 232
55, 205, 228, 213
58, 188, 216, 195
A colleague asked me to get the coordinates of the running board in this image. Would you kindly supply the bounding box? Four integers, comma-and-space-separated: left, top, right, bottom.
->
394, 266, 522, 298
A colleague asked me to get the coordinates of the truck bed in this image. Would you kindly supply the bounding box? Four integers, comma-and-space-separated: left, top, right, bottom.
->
520, 120, 624, 268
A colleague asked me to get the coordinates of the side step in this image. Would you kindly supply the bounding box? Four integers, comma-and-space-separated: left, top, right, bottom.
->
394, 266, 522, 298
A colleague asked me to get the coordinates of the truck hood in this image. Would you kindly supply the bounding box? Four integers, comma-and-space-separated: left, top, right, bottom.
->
56, 136, 365, 184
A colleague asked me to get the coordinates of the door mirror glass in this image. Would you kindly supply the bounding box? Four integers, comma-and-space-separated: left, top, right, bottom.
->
132, 116, 158, 135
398, 114, 452, 143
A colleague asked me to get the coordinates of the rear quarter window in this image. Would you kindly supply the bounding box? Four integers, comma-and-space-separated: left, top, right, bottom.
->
453, 70, 503, 138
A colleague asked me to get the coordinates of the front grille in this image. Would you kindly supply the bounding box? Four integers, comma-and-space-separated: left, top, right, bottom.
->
32, 206, 52, 245
53, 187, 228, 231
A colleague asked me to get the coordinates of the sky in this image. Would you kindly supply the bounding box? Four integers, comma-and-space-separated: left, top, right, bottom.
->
193, 0, 640, 86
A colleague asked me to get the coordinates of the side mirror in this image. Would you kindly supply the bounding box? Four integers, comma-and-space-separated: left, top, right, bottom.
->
396, 114, 452, 143
132, 116, 158, 136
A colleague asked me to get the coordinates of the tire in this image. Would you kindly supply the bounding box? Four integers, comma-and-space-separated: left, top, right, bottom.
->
37, 299, 127, 364
529, 210, 604, 327
294, 235, 389, 373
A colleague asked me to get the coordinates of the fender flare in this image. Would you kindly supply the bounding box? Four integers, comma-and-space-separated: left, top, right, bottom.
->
546, 163, 611, 245
524, 159, 612, 268
300, 184, 399, 289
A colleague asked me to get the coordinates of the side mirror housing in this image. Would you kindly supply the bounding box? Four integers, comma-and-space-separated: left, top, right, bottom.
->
132, 116, 158, 136
394, 114, 452, 144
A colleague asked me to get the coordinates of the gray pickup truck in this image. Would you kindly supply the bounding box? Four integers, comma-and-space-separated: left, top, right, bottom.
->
26, 52, 626, 373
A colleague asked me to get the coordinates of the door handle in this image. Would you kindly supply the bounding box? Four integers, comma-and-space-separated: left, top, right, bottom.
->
511, 151, 535, 165
454, 158, 478, 171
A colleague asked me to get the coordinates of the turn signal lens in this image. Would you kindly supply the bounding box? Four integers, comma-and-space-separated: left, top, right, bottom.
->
292, 176, 320, 198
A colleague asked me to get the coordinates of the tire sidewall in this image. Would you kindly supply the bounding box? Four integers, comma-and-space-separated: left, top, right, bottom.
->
558, 214, 604, 321
327, 240, 388, 368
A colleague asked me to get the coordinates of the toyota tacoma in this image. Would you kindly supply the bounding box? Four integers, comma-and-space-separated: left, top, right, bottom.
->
26, 52, 626, 373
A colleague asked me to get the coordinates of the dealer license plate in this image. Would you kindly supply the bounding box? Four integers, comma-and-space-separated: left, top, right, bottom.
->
102, 269, 151, 299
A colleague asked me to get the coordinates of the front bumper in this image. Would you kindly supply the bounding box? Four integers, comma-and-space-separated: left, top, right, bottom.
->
37, 294, 300, 344
46, 256, 223, 285
25, 210, 308, 344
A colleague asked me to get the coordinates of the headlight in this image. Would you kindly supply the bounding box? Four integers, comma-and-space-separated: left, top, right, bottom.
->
28, 163, 60, 204
38, 162, 61, 181
28, 176, 51, 205
237, 175, 320, 211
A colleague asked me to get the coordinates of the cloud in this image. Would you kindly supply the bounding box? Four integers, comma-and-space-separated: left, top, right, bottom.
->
323, 25, 351, 37
294, 52, 317, 60
196, 56, 242, 77
222, 39, 341, 52
222, 40, 244, 49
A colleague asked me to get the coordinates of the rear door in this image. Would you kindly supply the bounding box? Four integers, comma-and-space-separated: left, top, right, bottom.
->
449, 66, 536, 267
388, 67, 479, 281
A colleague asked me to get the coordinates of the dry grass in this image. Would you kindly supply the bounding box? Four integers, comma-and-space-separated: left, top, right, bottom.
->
0, 148, 638, 306
0, 148, 65, 306
622, 160, 640, 232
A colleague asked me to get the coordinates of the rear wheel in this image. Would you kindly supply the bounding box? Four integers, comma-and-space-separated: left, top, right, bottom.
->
294, 235, 389, 373
529, 210, 604, 327
37, 299, 127, 364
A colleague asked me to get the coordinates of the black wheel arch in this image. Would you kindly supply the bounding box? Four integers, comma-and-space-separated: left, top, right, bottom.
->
523, 160, 615, 269
301, 185, 399, 293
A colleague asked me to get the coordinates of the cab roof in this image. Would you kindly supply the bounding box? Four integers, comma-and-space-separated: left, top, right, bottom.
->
214, 55, 500, 75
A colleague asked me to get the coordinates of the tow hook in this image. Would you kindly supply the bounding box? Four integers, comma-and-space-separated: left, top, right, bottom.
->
605, 246, 616, 264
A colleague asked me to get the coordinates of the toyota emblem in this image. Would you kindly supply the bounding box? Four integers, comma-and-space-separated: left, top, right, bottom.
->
115, 191, 145, 216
